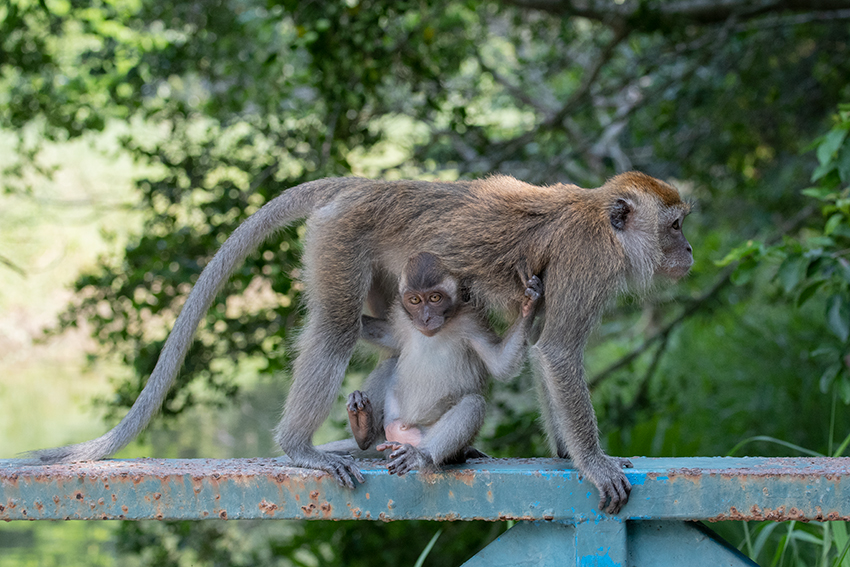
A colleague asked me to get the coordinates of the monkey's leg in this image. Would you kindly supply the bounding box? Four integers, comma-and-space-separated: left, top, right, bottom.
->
538, 382, 572, 460
534, 346, 631, 515
420, 393, 487, 467
354, 356, 396, 447
460, 446, 490, 460
274, 319, 365, 488
274, 247, 372, 487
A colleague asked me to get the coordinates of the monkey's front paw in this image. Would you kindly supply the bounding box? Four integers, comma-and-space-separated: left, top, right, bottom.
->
586, 456, 631, 515
376, 442, 433, 475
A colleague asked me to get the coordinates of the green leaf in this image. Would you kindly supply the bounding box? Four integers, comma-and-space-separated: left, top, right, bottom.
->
827, 294, 850, 342
838, 143, 850, 184
812, 346, 839, 359
807, 236, 836, 249
842, 376, 850, 405
839, 258, 850, 283
796, 279, 825, 307
816, 127, 848, 166
730, 257, 758, 286
716, 240, 763, 267
811, 162, 834, 182
820, 362, 841, 393
833, 522, 850, 567
802, 186, 835, 201
776, 255, 808, 294
825, 213, 846, 236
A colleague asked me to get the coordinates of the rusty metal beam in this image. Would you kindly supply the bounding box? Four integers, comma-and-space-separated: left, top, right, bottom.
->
2, 456, 849, 522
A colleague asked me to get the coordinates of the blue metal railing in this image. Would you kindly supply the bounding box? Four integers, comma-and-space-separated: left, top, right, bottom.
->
3, 456, 849, 566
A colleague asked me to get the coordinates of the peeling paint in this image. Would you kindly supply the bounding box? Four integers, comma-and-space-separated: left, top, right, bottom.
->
2, 457, 850, 522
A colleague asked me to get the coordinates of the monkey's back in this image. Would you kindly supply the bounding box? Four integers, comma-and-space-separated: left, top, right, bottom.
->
305, 176, 611, 311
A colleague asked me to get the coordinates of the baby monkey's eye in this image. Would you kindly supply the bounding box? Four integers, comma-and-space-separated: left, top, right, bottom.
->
671, 219, 681, 230
408, 296, 421, 304
429, 293, 442, 303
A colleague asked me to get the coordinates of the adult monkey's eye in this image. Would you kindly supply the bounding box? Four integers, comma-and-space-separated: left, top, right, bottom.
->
409, 296, 421, 304
672, 218, 681, 230
429, 293, 442, 303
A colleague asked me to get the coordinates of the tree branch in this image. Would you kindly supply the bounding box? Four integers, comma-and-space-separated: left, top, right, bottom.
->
588, 266, 734, 391
488, 26, 629, 169
504, 0, 850, 29
0, 254, 27, 277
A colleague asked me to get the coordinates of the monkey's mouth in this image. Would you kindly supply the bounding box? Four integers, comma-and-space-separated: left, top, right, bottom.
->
660, 262, 693, 280
415, 322, 443, 337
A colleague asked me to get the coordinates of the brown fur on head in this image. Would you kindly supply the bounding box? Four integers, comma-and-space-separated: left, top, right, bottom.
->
601, 172, 693, 288
399, 252, 458, 299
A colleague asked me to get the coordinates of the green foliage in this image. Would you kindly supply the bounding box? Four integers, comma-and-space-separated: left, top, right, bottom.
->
720, 106, 850, 404
113, 520, 502, 567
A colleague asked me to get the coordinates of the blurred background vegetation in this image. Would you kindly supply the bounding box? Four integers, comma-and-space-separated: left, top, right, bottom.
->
2, 0, 850, 565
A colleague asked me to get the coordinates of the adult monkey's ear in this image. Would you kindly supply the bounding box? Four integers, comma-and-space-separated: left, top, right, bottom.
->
609, 198, 633, 231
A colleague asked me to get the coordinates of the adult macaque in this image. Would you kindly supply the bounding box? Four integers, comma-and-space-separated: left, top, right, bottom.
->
30, 172, 693, 514
320, 251, 542, 475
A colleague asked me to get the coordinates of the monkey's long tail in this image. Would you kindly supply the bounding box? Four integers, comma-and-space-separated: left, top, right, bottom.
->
27, 178, 364, 464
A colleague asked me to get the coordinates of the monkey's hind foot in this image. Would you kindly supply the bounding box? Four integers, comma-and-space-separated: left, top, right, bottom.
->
347, 390, 375, 450
461, 446, 490, 461
288, 447, 366, 489
376, 442, 434, 476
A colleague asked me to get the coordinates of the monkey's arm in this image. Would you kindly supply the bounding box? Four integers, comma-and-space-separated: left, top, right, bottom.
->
359, 315, 400, 351
467, 275, 542, 381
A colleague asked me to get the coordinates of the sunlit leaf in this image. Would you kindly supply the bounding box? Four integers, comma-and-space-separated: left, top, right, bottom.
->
825, 213, 846, 236
716, 240, 763, 267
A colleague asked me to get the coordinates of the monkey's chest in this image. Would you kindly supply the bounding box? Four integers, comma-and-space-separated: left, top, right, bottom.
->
394, 336, 484, 425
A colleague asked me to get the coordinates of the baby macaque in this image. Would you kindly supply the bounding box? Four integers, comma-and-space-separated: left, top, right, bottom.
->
322, 252, 542, 474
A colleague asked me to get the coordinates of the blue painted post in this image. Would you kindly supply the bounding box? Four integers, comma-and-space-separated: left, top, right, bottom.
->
575, 519, 627, 566
463, 520, 757, 566
463, 521, 577, 566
